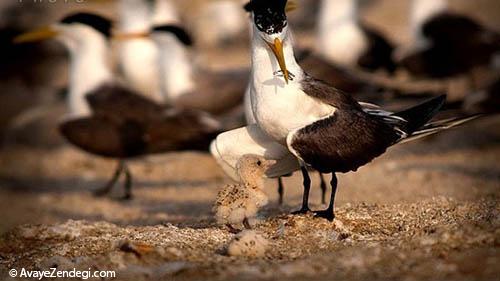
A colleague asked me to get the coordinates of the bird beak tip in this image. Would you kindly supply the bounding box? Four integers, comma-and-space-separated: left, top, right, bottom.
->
267, 38, 290, 84
13, 27, 58, 44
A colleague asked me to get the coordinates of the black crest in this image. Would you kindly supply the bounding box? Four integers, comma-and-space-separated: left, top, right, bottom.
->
60, 13, 112, 38
244, 0, 288, 34
152, 25, 194, 46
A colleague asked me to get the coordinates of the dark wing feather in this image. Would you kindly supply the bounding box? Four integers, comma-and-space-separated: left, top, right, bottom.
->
289, 110, 400, 174
59, 116, 147, 158
59, 109, 222, 158
300, 75, 363, 110
299, 53, 381, 95
85, 83, 166, 121
145, 109, 221, 153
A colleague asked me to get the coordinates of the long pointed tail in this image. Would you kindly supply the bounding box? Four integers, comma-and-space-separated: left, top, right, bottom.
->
399, 114, 483, 144
390, 95, 481, 144
394, 95, 446, 134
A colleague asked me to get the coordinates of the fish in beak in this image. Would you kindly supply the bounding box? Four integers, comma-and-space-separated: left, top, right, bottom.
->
13, 26, 59, 44
266, 38, 289, 84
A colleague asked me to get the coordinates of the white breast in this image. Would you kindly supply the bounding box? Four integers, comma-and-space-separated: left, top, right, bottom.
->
118, 39, 163, 102
251, 79, 334, 144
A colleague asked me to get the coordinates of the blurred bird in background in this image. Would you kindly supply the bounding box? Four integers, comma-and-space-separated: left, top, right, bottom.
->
194, 0, 248, 47
14, 12, 226, 199
399, 0, 500, 80
116, 0, 179, 102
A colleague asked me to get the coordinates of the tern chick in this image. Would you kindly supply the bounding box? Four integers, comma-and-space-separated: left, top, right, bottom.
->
213, 154, 275, 232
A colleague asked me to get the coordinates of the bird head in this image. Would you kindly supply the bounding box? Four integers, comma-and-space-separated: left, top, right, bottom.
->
244, 0, 297, 83
13, 12, 113, 49
150, 24, 194, 47
237, 154, 277, 182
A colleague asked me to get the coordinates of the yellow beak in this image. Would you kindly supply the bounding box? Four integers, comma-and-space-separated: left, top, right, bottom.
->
13, 26, 58, 44
113, 31, 149, 41
286, 0, 299, 12
266, 38, 289, 84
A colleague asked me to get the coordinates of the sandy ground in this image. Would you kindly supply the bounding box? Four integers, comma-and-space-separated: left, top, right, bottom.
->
0, 116, 498, 281
0, 0, 499, 280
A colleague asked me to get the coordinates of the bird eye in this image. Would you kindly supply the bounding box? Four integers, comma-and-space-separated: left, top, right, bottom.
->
257, 160, 262, 166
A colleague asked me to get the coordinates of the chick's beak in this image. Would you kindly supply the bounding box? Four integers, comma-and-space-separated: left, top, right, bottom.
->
266, 38, 289, 84
13, 26, 59, 44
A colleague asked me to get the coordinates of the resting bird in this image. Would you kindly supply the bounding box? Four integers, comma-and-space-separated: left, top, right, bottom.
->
316, 0, 396, 73
212, 0, 479, 221
115, 0, 180, 102
115, 1, 249, 117
14, 12, 224, 199
399, 0, 500, 79
213, 154, 274, 232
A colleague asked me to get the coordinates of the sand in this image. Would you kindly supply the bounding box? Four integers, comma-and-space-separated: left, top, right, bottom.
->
0, 117, 498, 281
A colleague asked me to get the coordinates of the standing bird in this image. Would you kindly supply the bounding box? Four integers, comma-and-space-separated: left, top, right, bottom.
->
244, 0, 394, 100
213, 0, 479, 221
399, 0, 500, 79
115, 0, 179, 102
115, 1, 249, 116
148, 24, 249, 116
14, 13, 224, 199
213, 154, 274, 232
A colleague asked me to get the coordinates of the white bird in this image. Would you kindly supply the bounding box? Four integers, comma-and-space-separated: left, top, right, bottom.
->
213, 0, 479, 221
149, 24, 248, 115
116, 0, 181, 102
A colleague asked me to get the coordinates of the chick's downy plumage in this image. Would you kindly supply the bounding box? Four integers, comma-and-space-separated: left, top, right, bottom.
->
213, 154, 276, 229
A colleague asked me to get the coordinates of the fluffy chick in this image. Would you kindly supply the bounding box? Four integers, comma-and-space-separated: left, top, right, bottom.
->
213, 154, 276, 232
226, 230, 269, 257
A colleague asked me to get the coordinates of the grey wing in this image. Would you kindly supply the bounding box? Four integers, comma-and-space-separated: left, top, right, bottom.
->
287, 109, 401, 174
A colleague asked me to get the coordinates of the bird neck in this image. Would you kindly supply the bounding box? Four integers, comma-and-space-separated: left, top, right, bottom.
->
152, 0, 180, 25
411, 0, 448, 39
319, 0, 358, 29
157, 35, 196, 101
66, 33, 112, 117
119, 0, 152, 32
250, 27, 303, 87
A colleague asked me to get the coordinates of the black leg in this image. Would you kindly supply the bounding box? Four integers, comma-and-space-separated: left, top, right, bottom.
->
94, 161, 123, 197
319, 173, 327, 205
277, 177, 284, 205
314, 173, 338, 221
292, 166, 312, 214
122, 162, 133, 200
243, 218, 252, 229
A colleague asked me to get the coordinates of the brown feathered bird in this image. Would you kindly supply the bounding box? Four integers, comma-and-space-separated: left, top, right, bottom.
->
60, 86, 222, 199
14, 12, 225, 199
